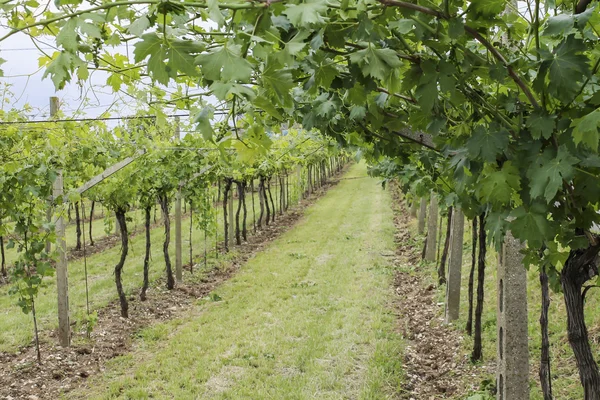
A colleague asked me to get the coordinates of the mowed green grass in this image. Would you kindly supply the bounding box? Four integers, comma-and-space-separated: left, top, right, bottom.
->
0, 186, 278, 352
67, 163, 403, 400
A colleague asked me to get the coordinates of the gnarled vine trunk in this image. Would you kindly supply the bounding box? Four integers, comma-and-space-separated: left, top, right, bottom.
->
242, 181, 247, 241
540, 264, 553, 400
75, 202, 82, 250
267, 178, 277, 222
159, 194, 174, 290
471, 213, 486, 362
114, 208, 129, 318
561, 245, 600, 399
258, 177, 265, 228
251, 179, 257, 232
466, 217, 477, 336
235, 181, 242, 246
88, 200, 95, 246
0, 234, 6, 277
223, 179, 232, 251
140, 206, 151, 301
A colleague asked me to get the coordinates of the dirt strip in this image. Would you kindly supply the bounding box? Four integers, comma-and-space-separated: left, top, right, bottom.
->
390, 184, 494, 399
0, 169, 346, 400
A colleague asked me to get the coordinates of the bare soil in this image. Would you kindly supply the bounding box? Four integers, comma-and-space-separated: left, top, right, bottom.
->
0, 171, 345, 400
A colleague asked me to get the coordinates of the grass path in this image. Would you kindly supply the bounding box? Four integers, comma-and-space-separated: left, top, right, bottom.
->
69, 163, 403, 400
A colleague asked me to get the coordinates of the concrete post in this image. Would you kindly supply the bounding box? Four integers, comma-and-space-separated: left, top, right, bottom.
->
425, 194, 438, 262
53, 170, 70, 347
445, 209, 464, 322
175, 188, 182, 283
497, 231, 529, 400
418, 197, 427, 234
409, 199, 418, 217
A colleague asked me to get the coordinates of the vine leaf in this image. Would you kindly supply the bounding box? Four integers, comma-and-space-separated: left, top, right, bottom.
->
195, 43, 253, 82
476, 162, 521, 206
349, 46, 402, 81
283, 0, 329, 28
527, 110, 555, 139
527, 146, 579, 203
468, 0, 506, 18
509, 203, 550, 248
56, 18, 79, 51
466, 126, 509, 162
546, 36, 590, 103
193, 106, 215, 142
571, 109, 600, 152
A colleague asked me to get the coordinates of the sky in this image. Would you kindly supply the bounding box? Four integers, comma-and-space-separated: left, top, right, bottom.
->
1, 29, 130, 120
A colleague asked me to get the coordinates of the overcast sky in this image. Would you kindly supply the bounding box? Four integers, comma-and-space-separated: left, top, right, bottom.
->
1, 29, 132, 120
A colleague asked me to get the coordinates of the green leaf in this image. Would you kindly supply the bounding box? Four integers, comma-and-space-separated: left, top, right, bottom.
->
509, 203, 551, 248
466, 126, 509, 162
253, 95, 283, 121
448, 18, 464, 39
468, 0, 506, 18
543, 14, 574, 36
194, 107, 215, 141
210, 82, 255, 101
389, 19, 414, 34
349, 105, 366, 120
195, 43, 253, 82
571, 109, 600, 151
207, 0, 225, 27
283, 0, 328, 28
349, 46, 402, 81
527, 146, 579, 203
134, 33, 169, 84
42, 51, 73, 89
547, 36, 590, 103
261, 59, 294, 107
168, 40, 203, 77
56, 18, 79, 51
128, 16, 150, 36
476, 162, 521, 206
526, 110, 555, 139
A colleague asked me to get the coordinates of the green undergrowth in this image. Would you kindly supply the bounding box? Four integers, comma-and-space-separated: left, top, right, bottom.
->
406, 209, 600, 399
66, 163, 404, 400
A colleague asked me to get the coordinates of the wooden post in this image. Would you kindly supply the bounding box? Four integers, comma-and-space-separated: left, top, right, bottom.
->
175, 189, 182, 283
46, 97, 60, 253
53, 169, 70, 347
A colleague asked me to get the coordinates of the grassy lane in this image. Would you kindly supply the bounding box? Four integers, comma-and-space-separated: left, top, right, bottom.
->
69, 163, 403, 400
0, 188, 274, 352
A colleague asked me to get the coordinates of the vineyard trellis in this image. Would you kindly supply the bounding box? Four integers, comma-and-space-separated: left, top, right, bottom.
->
2, 0, 600, 397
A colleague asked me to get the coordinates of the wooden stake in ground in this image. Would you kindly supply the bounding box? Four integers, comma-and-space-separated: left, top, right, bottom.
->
53, 169, 70, 347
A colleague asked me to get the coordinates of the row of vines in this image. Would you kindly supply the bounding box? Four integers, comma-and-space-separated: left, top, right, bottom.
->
0, 94, 348, 360
2, 0, 600, 396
